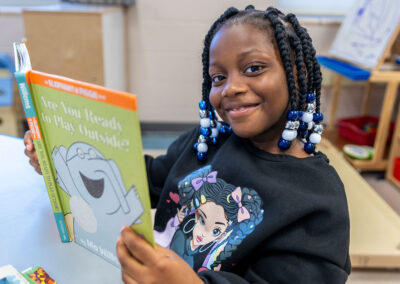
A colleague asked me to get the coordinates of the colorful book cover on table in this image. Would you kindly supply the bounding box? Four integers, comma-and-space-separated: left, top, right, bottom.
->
13, 42, 155, 267
21, 266, 56, 284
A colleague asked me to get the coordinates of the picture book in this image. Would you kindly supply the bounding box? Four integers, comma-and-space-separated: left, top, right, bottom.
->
13, 42, 155, 268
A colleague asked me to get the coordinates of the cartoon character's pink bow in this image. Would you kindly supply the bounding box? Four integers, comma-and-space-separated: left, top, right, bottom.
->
191, 171, 218, 191
232, 187, 250, 222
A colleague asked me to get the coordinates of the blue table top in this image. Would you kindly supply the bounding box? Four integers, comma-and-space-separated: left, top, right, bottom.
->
0, 135, 122, 283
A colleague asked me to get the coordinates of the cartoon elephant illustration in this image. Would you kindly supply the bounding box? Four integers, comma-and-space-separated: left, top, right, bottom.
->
51, 142, 143, 266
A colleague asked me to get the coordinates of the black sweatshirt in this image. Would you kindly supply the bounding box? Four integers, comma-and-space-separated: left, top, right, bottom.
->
145, 127, 351, 283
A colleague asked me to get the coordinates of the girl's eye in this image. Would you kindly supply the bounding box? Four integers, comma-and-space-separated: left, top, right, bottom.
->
199, 215, 205, 226
245, 65, 263, 74
211, 75, 225, 84
212, 228, 221, 237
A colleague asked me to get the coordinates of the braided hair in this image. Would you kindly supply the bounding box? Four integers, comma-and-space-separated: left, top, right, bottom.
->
198, 6, 323, 153
190, 178, 263, 271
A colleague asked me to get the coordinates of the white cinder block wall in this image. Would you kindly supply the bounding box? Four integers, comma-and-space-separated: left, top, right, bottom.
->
126, 1, 395, 125
126, 0, 274, 123
0, 2, 393, 126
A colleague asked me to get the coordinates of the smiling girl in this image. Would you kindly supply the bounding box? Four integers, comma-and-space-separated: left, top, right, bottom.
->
24, 5, 351, 284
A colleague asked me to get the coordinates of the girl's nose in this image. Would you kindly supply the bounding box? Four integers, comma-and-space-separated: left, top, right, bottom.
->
221, 76, 247, 97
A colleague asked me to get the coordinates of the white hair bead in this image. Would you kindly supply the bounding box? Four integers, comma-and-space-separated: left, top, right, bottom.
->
200, 118, 211, 128
302, 112, 313, 123
197, 142, 208, 153
309, 133, 321, 144
282, 129, 297, 141
210, 127, 219, 138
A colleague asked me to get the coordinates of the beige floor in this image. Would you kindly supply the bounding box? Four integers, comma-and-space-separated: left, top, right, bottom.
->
362, 172, 400, 216
347, 174, 400, 283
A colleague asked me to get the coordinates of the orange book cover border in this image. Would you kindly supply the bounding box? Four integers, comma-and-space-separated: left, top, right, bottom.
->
27, 70, 137, 111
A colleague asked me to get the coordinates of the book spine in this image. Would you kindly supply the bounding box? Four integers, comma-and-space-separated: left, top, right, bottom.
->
15, 71, 71, 242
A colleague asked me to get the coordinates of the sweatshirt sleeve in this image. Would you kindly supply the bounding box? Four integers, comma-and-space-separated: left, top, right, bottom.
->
144, 127, 198, 208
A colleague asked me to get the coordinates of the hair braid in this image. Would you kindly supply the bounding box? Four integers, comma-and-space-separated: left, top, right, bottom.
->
265, 8, 298, 110
285, 14, 314, 96
288, 33, 307, 109
313, 57, 322, 112
201, 7, 239, 105
285, 13, 322, 112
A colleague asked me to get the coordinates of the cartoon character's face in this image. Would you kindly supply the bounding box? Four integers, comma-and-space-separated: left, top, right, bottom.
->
192, 201, 229, 246
66, 143, 123, 214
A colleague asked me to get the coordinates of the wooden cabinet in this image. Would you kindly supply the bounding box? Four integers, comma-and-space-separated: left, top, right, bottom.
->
22, 4, 126, 91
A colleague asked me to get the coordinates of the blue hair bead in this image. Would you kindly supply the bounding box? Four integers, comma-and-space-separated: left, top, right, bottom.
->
304, 141, 315, 153
193, 142, 199, 152
278, 137, 290, 150
209, 111, 216, 120
306, 93, 315, 103
211, 137, 218, 145
219, 125, 228, 134
200, 127, 211, 136
297, 111, 303, 120
298, 121, 308, 132
197, 151, 207, 161
199, 100, 207, 110
313, 112, 323, 123
286, 110, 298, 121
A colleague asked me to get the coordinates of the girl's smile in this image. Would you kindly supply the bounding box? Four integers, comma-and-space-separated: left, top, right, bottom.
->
224, 102, 260, 118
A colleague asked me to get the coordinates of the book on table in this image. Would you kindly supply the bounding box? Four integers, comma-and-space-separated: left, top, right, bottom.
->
13, 42, 154, 267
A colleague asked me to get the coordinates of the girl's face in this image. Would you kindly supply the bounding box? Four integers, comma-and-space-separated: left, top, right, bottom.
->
193, 201, 228, 246
208, 23, 289, 142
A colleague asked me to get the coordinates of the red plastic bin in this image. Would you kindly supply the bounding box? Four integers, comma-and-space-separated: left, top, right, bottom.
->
393, 157, 400, 182
337, 115, 395, 146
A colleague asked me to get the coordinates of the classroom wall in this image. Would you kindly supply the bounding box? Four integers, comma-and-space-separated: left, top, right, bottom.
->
126, 1, 395, 124
0, 2, 395, 127
126, 0, 274, 124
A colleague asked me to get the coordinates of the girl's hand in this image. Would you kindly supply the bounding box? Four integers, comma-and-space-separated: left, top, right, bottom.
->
24, 130, 42, 175
117, 226, 204, 284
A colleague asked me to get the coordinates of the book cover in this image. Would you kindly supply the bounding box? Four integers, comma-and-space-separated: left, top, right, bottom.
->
14, 42, 155, 267
21, 267, 56, 284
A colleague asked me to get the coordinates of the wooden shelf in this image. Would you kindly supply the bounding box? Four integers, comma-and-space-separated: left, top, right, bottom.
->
344, 155, 387, 172
324, 126, 391, 172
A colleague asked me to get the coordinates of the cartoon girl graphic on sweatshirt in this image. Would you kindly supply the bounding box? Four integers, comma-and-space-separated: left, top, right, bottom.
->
154, 166, 264, 271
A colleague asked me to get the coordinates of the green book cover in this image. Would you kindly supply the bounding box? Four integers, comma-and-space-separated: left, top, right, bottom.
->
14, 43, 154, 267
